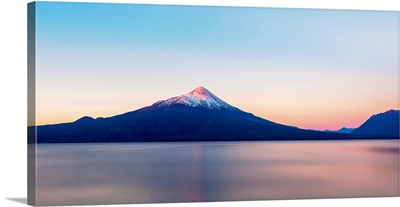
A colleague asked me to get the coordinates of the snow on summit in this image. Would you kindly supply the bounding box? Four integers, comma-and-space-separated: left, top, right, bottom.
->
153, 86, 237, 110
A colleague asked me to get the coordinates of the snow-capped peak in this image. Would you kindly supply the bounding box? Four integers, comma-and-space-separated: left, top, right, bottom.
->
153, 86, 237, 110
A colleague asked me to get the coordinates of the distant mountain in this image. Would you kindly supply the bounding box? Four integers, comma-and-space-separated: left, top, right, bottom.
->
324, 127, 354, 134
34, 86, 384, 143
352, 110, 399, 137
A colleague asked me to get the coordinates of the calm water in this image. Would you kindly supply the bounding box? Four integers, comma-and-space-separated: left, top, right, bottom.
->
35, 140, 399, 206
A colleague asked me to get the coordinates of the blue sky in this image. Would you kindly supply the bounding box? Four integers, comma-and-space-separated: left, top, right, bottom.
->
35, 2, 398, 130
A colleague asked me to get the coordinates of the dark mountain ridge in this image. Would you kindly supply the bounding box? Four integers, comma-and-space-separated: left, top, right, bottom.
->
352, 109, 399, 137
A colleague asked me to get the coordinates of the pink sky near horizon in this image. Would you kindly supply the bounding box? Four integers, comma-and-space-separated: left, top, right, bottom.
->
34, 83, 398, 131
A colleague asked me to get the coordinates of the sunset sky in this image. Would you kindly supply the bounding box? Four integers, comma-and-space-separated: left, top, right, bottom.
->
34, 2, 399, 130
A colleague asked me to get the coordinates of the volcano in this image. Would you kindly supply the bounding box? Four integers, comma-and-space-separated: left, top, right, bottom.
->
35, 86, 378, 143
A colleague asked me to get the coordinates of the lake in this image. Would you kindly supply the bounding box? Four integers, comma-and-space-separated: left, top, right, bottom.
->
35, 140, 399, 206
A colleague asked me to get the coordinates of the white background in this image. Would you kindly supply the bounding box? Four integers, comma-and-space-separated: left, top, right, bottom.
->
0, 0, 398, 207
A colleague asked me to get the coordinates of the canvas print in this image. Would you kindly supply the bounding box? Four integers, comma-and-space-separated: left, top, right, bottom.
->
28, 2, 399, 206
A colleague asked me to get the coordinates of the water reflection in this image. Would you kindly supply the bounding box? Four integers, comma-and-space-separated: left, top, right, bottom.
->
36, 140, 399, 206
369, 147, 400, 154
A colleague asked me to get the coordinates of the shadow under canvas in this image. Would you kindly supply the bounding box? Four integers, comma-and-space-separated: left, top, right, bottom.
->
6, 198, 28, 205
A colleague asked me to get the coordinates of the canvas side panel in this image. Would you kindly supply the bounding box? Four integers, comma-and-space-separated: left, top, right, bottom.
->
27, 2, 37, 206
393, 10, 400, 197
